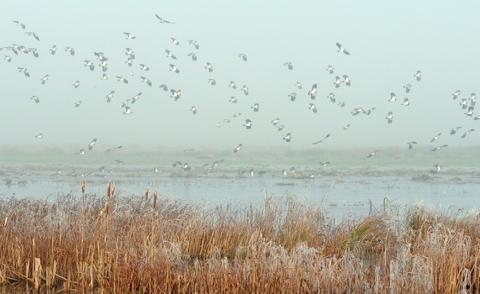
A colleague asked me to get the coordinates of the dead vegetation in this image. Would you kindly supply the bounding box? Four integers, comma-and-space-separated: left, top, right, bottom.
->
0, 182, 479, 293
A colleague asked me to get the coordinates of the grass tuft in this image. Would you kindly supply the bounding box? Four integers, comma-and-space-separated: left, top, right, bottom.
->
0, 183, 478, 293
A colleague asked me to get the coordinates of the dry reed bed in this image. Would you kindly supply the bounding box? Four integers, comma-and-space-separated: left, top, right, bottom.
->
0, 182, 479, 293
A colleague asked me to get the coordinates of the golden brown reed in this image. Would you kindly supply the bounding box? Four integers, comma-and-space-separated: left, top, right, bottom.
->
0, 182, 479, 293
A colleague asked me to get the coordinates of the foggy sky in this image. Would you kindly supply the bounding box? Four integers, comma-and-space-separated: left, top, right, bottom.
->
1, 0, 479, 149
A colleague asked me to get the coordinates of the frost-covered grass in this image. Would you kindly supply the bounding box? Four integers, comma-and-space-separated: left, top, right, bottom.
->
0, 183, 478, 293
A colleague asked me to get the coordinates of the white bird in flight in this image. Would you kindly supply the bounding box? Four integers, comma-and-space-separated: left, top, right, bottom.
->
168, 64, 180, 73
336, 42, 350, 55
283, 62, 293, 70
413, 70, 422, 82
238, 53, 247, 62
326, 65, 334, 74
308, 84, 317, 100
65, 47, 75, 56
30, 96, 40, 103
204, 62, 214, 72
188, 40, 200, 49
155, 14, 174, 24
123, 32, 136, 40
40, 74, 49, 85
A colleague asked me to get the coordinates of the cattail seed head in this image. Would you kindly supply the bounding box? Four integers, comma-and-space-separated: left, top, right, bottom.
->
144, 189, 149, 201
80, 180, 86, 194
153, 191, 158, 209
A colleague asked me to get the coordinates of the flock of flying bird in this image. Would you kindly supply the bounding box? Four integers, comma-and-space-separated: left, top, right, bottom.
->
2, 16, 479, 176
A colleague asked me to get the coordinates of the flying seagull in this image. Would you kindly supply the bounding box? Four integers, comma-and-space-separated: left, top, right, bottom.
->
388, 92, 397, 102
204, 62, 214, 72
240, 85, 249, 96
228, 81, 237, 89
452, 90, 460, 100
283, 62, 293, 70
407, 141, 418, 150
238, 53, 247, 62
413, 70, 422, 82
319, 161, 331, 167
431, 144, 448, 152
312, 134, 331, 145
401, 98, 410, 106
288, 92, 297, 102
170, 89, 182, 101
139, 64, 150, 71
385, 111, 393, 124
83, 60, 94, 71
40, 74, 49, 85
140, 76, 152, 86
123, 32, 136, 40
190, 106, 198, 115
461, 128, 475, 139
165, 49, 177, 59
430, 132, 442, 143
155, 14, 174, 24
336, 42, 350, 55
12, 20, 26, 30
243, 119, 253, 129
30, 96, 40, 103
334, 76, 342, 88
188, 40, 200, 49
17, 67, 30, 77
170, 37, 180, 46
25, 31, 40, 41
88, 138, 98, 151
187, 52, 197, 61
64, 47, 75, 56
327, 93, 335, 103
105, 146, 123, 152
116, 76, 128, 84
123, 105, 132, 115
106, 90, 115, 103
169, 64, 180, 73
308, 84, 317, 99
233, 144, 243, 153
29, 48, 39, 58
450, 126, 462, 135
326, 65, 334, 74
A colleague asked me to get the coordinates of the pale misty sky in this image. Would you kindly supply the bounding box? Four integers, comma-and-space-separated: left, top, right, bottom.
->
0, 0, 479, 149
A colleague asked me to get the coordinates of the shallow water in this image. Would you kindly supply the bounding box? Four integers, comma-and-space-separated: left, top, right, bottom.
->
1, 149, 479, 220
